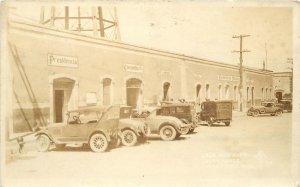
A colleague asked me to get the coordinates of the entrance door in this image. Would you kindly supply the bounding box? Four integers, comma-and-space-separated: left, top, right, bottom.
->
126, 78, 142, 108
276, 92, 282, 102
54, 90, 64, 123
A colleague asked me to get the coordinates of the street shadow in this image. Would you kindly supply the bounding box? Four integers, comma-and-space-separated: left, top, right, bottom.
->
146, 136, 188, 141
198, 123, 229, 127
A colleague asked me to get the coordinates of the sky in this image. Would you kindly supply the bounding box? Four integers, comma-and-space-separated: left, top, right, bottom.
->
9, 2, 294, 72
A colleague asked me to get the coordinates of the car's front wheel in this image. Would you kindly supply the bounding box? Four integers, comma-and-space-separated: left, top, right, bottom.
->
36, 134, 51, 152
160, 125, 177, 141
275, 110, 283, 116
89, 133, 108, 153
121, 129, 138, 146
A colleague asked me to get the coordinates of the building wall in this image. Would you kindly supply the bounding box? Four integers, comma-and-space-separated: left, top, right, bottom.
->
8, 20, 274, 133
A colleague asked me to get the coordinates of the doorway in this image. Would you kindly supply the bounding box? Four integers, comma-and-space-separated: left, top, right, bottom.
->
52, 77, 76, 124
126, 78, 142, 108
163, 82, 171, 101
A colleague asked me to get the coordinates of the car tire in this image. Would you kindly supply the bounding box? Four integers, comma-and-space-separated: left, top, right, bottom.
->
36, 134, 51, 152
121, 129, 138, 146
252, 110, 259, 117
225, 122, 230, 126
89, 133, 108, 153
275, 110, 283, 116
160, 125, 177, 141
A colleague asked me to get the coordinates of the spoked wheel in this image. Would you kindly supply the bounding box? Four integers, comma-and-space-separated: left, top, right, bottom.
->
160, 125, 176, 141
36, 134, 51, 152
275, 110, 283, 116
121, 129, 138, 146
89, 133, 108, 153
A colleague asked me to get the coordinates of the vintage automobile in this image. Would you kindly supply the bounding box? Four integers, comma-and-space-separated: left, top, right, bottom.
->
275, 99, 292, 112
35, 105, 147, 153
132, 107, 190, 141
157, 103, 198, 134
198, 100, 232, 127
247, 102, 283, 117
119, 106, 148, 146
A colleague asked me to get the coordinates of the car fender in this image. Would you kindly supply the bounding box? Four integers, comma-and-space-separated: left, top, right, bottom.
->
180, 118, 189, 124
35, 131, 55, 143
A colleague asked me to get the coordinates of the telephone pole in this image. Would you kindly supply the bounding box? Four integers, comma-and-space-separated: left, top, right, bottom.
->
232, 34, 251, 112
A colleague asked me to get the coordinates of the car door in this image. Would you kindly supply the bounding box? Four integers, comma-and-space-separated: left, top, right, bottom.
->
264, 103, 275, 113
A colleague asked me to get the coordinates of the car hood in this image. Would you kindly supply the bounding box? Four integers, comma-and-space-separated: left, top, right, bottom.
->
250, 106, 265, 110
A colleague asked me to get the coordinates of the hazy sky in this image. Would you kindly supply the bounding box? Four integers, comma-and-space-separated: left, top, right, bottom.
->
9, 2, 293, 72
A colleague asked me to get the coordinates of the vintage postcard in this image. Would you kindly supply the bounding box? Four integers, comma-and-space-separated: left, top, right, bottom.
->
0, 0, 299, 187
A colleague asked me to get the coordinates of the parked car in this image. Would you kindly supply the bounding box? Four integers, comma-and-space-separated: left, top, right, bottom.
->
275, 99, 292, 112
119, 106, 148, 146
35, 105, 147, 153
197, 100, 232, 126
157, 103, 198, 134
247, 102, 283, 117
132, 107, 190, 141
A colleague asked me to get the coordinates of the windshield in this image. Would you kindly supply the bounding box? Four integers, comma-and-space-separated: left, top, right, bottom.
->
68, 111, 102, 124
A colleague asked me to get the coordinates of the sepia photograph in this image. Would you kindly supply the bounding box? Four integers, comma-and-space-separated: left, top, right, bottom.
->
0, 1, 299, 187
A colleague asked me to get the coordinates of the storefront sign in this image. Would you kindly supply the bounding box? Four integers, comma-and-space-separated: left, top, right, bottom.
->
48, 54, 78, 68
124, 64, 143, 73
218, 75, 240, 81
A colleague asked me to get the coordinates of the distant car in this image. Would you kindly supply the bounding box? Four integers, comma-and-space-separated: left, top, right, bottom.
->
132, 107, 190, 141
247, 102, 283, 117
35, 105, 147, 153
275, 100, 292, 112
157, 103, 198, 134
198, 100, 232, 127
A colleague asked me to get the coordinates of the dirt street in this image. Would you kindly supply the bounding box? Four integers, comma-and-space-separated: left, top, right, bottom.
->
4, 113, 292, 187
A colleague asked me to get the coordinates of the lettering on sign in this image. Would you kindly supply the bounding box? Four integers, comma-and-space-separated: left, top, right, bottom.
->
218, 75, 240, 82
124, 64, 143, 73
48, 54, 78, 68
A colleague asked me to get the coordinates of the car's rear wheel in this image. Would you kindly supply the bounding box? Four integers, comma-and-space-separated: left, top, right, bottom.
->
36, 134, 51, 152
188, 128, 195, 133
160, 125, 176, 141
252, 110, 259, 117
89, 133, 108, 153
225, 122, 230, 126
275, 110, 283, 116
121, 129, 137, 146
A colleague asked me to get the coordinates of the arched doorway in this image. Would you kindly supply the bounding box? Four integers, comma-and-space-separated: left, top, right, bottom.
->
196, 84, 201, 103
251, 87, 254, 105
163, 82, 171, 101
52, 77, 77, 123
126, 78, 142, 108
225, 85, 230, 99
102, 78, 112, 105
205, 84, 210, 100
218, 84, 222, 100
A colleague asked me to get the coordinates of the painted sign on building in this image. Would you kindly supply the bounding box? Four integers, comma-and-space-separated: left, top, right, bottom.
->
124, 64, 143, 73
48, 54, 78, 68
218, 75, 240, 82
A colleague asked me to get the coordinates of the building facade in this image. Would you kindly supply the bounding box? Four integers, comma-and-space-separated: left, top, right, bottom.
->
7, 18, 275, 133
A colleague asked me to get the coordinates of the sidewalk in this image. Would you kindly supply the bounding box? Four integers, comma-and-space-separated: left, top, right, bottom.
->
232, 110, 247, 117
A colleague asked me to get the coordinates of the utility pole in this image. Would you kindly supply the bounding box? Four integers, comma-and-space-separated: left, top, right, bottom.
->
232, 34, 251, 112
